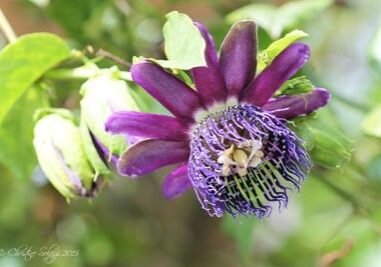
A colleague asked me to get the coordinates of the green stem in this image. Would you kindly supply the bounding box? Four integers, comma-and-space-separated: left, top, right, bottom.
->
96, 48, 131, 68
0, 8, 17, 43
44, 67, 132, 81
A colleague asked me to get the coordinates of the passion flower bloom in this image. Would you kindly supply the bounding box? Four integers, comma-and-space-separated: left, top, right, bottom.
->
106, 21, 330, 218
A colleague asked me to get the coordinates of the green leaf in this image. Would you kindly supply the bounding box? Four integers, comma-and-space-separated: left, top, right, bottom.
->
0, 33, 71, 123
0, 87, 48, 180
265, 30, 308, 58
227, 0, 332, 39
152, 11, 206, 70
291, 111, 353, 168
362, 105, 381, 138
369, 20, 381, 71
258, 30, 308, 71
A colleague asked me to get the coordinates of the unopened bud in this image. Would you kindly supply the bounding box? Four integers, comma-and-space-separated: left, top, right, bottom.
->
33, 110, 102, 199
80, 68, 139, 174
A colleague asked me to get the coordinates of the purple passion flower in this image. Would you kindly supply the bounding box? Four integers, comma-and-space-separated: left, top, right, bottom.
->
106, 21, 330, 218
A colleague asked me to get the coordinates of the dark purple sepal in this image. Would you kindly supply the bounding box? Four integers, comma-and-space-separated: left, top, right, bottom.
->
117, 139, 190, 177
191, 22, 227, 105
219, 21, 257, 98
241, 43, 310, 106
105, 111, 190, 141
162, 163, 192, 199
263, 88, 330, 119
131, 61, 204, 119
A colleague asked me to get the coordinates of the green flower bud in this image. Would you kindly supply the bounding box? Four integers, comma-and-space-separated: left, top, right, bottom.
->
291, 111, 353, 168
33, 110, 101, 199
80, 68, 139, 174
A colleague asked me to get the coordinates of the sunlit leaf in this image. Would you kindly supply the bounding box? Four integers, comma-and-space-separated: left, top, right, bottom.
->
0, 33, 70, 123
227, 0, 332, 39
258, 30, 308, 70
362, 105, 381, 137
266, 30, 308, 57
150, 11, 206, 70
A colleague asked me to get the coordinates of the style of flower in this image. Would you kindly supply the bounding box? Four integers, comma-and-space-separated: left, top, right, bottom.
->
105, 21, 330, 218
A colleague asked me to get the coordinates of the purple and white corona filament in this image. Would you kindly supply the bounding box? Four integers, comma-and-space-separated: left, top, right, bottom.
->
106, 20, 330, 218
189, 104, 311, 217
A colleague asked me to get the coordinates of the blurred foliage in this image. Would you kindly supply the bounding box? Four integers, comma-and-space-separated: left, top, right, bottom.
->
0, 0, 381, 267
362, 105, 381, 138
368, 18, 381, 73
226, 0, 333, 39
23, 0, 165, 61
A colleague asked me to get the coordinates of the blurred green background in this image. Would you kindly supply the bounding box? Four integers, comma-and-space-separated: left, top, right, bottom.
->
1, 0, 381, 266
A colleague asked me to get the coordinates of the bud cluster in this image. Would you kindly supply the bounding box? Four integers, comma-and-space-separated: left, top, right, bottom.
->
33, 68, 139, 199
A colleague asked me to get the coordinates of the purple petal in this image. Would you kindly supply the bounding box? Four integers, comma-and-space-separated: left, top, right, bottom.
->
106, 111, 190, 141
241, 43, 310, 106
191, 23, 226, 105
90, 130, 118, 167
131, 62, 204, 119
117, 139, 190, 177
263, 88, 330, 119
162, 163, 192, 199
219, 21, 257, 98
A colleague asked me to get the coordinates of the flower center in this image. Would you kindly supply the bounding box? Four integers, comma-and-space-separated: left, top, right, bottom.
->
188, 104, 311, 218
217, 140, 264, 177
